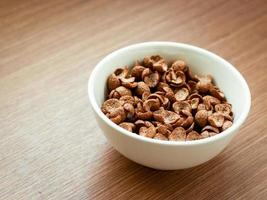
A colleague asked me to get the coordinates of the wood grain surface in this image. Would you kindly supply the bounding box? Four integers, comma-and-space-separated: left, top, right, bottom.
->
0, 0, 267, 199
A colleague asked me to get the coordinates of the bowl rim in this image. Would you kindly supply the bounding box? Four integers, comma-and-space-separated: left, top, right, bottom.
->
88, 41, 251, 146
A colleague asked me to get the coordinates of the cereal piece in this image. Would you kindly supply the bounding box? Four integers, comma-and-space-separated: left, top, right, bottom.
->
133, 96, 142, 104
215, 103, 231, 115
131, 65, 145, 80
107, 68, 129, 91
152, 108, 166, 122
187, 80, 197, 92
209, 86, 226, 101
153, 59, 168, 73
171, 117, 183, 128
101, 99, 126, 124
201, 125, 220, 134
119, 95, 135, 105
143, 55, 163, 68
109, 86, 132, 99
173, 101, 192, 113
135, 102, 153, 120
157, 92, 171, 107
119, 122, 135, 132
209, 132, 217, 137
166, 69, 186, 87
223, 113, 233, 121
208, 113, 224, 127
161, 71, 168, 83
197, 103, 206, 111
196, 75, 212, 93
181, 115, 194, 128
144, 121, 154, 127
157, 83, 175, 101
142, 68, 160, 88
183, 83, 191, 93
200, 131, 210, 139
189, 94, 203, 110
153, 121, 173, 131
171, 60, 187, 72
135, 120, 154, 133
161, 96, 171, 109
121, 77, 138, 89
222, 120, 233, 131
105, 108, 126, 124
185, 122, 195, 133
153, 107, 180, 125
174, 87, 189, 101
195, 110, 208, 127
142, 91, 150, 101
181, 109, 192, 117
153, 133, 168, 141
157, 82, 170, 91
154, 91, 165, 96
134, 119, 146, 131
186, 131, 200, 141
107, 73, 121, 91
139, 125, 156, 138
163, 87, 175, 102
135, 81, 150, 96
156, 124, 168, 135
143, 99, 161, 111
171, 110, 193, 129
169, 127, 186, 141
190, 98, 199, 110
114, 68, 129, 78
203, 95, 221, 106
188, 93, 203, 101
108, 114, 125, 124
163, 111, 180, 125
101, 98, 122, 113
201, 130, 218, 138
148, 93, 170, 109
123, 103, 135, 121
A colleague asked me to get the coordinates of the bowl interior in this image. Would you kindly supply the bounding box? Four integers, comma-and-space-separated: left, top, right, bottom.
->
90, 42, 250, 133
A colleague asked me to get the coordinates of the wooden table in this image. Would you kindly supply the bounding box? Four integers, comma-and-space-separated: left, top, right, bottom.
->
0, 0, 266, 199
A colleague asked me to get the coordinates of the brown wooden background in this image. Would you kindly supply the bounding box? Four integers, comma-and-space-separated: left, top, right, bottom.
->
0, 0, 266, 199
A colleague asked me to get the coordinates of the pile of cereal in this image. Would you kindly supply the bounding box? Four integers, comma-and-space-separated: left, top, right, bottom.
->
101, 55, 233, 141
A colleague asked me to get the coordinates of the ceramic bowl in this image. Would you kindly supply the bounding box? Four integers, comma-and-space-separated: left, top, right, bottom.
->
88, 42, 251, 170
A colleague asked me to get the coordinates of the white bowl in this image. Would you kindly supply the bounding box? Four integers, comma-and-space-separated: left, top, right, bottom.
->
88, 42, 251, 170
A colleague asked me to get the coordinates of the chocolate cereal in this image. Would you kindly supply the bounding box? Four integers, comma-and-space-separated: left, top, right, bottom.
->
101, 55, 234, 141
